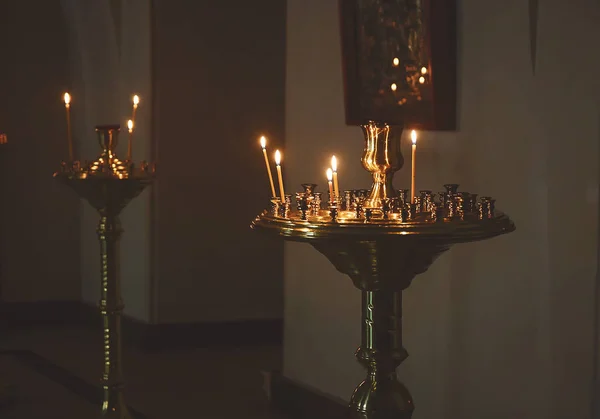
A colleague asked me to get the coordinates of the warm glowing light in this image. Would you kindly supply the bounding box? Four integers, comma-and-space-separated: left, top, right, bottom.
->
421, 67, 427, 74
260, 135, 276, 197
393, 57, 400, 66
133, 95, 140, 106
419, 76, 425, 84
326, 168, 333, 181
411, 130, 417, 145
331, 156, 337, 172
275, 150, 281, 166
391, 83, 397, 91
127, 119, 134, 132
63, 93, 71, 106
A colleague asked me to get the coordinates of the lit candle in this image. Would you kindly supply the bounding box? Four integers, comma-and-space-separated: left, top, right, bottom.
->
331, 155, 340, 199
260, 136, 277, 198
410, 130, 417, 204
127, 119, 134, 161
131, 94, 140, 123
327, 168, 334, 202
63, 92, 73, 161
275, 150, 285, 204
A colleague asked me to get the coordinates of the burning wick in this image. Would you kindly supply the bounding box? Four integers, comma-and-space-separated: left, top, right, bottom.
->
410, 130, 417, 204
132, 94, 140, 121
63, 92, 73, 161
127, 119, 134, 161
275, 150, 285, 204
260, 136, 277, 198
331, 155, 340, 199
327, 168, 334, 203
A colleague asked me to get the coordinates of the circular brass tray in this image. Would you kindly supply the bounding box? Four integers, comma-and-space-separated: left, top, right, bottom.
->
252, 210, 515, 244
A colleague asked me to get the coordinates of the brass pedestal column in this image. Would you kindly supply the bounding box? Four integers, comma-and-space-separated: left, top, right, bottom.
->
351, 290, 412, 419
97, 214, 127, 417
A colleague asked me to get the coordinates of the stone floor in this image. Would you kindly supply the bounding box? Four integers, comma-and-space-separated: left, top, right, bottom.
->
0, 325, 287, 419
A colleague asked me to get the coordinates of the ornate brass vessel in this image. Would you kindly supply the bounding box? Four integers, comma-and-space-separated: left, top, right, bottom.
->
252, 121, 515, 419
55, 125, 154, 419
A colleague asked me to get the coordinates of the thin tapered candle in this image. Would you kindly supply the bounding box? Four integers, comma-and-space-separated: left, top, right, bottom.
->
127, 119, 134, 161
260, 136, 277, 198
64, 93, 73, 161
410, 130, 417, 204
327, 168, 334, 202
131, 94, 140, 123
275, 150, 285, 204
331, 155, 339, 199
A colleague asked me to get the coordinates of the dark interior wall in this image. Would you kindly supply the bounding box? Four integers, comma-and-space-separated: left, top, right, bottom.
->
0, 0, 80, 301
153, 0, 286, 323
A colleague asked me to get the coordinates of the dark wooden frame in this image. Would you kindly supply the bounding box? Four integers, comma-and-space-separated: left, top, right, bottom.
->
339, 0, 457, 130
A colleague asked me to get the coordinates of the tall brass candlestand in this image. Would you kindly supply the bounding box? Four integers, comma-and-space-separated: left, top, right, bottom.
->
0, 135, 16, 410
252, 122, 515, 419
55, 125, 154, 418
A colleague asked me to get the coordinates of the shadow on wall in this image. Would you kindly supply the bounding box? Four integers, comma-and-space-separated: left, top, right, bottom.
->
0, 0, 80, 302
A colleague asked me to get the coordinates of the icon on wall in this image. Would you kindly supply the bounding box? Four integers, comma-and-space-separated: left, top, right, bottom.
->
339, 0, 457, 130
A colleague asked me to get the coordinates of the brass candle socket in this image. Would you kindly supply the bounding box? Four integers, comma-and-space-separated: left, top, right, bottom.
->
54, 125, 154, 419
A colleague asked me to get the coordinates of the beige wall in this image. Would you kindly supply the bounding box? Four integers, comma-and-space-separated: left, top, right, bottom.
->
152, 0, 285, 323
284, 1, 600, 419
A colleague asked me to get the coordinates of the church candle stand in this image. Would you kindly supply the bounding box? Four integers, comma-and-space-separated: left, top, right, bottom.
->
54, 125, 154, 419
0, 135, 16, 411
251, 122, 515, 419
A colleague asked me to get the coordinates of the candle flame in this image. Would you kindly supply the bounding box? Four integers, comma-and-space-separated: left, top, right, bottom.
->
133, 95, 140, 106
419, 76, 425, 84
331, 155, 337, 172
275, 150, 281, 166
260, 136, 267, 149
127, 119, 134, 132
393, 57, 400, 66
411, 130, 417, 145
391, 83, 397, 91
63, 92, 71, 105
326, 168, 333, 181
421, 66, 427, 74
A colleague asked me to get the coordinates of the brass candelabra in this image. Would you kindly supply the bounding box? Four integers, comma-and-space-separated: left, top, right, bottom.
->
252, 121, 515, 419
55, 125, 154, 419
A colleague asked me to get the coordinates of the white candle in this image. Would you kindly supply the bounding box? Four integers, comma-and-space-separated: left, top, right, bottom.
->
132, 94, 140, 123
260, 136, 277, 198
327, 168, 334, 202
63, 93, 73, 161
331, 155, 340, 199
410, 130, 417, 204
127, 119, 134, 161
275, 150, 285, 204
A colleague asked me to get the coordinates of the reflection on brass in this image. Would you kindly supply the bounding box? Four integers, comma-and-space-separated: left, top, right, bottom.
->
54, 125, 154, 419
251, 125, 515, 419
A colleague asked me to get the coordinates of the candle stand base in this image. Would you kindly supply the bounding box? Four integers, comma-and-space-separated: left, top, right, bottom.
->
54, 125, 154, 418
251, 122, 515, 419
